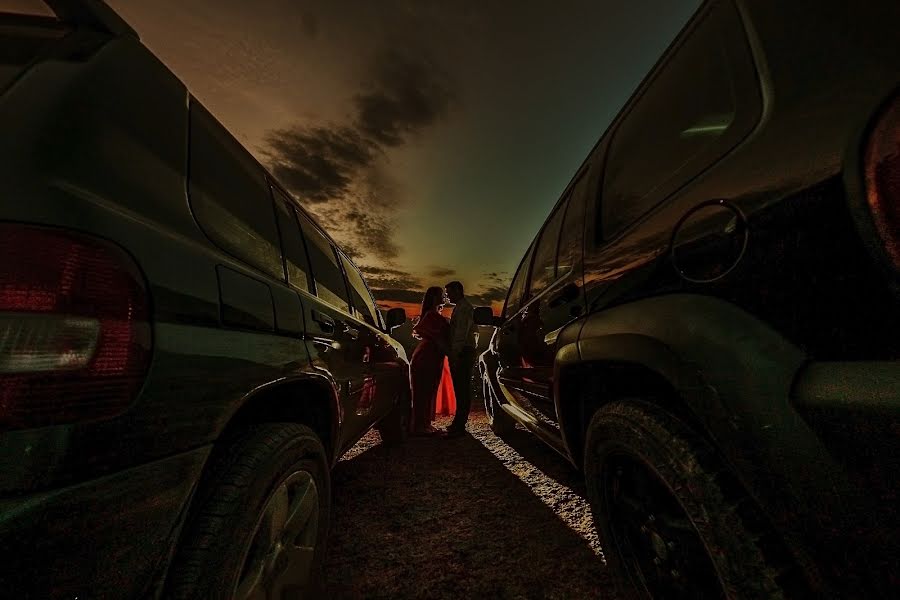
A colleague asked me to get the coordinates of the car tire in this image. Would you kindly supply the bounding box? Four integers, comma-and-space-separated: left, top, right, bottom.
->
168, 423, 331, 600
376, 389, 410, 446
484, 378, 516, 436
583, 400, 785, 600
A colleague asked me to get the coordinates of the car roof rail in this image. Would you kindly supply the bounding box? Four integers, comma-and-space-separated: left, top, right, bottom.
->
45, 0, 137, 38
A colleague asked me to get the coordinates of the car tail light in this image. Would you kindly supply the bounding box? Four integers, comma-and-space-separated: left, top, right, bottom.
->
0, 224, 151, 430
864, 94, 900, 271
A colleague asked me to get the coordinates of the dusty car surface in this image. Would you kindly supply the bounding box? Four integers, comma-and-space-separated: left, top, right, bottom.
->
477, 0, 900, 597
0, 1, 410, 598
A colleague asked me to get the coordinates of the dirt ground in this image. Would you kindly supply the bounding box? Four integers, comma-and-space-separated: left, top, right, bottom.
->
322, 406, 618, 599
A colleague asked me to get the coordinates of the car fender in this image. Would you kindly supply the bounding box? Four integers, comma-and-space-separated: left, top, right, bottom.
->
556, 293, 858, 553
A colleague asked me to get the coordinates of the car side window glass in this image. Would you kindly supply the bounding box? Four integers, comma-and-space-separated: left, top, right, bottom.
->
340, 254, 379, 327
601, 2, 742, 239
188, 101, 283, 279
504, 242, 535, 317
529, 197, 570, 297
272, 189, 312, 293
295, 210, 351, 314
557, 174, 589, 276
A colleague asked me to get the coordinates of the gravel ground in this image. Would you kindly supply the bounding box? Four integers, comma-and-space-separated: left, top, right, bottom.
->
322, 406, 619, 599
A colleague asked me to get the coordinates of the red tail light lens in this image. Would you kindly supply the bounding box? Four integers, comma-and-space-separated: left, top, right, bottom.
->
864, 94, 900, 271
0, 224, 150, 430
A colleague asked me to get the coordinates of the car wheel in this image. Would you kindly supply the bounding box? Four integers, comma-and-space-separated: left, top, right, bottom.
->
484, 377, 516, 436
168, 423, 330, 600
376, 389, 410, 446
583, 400, 784, 600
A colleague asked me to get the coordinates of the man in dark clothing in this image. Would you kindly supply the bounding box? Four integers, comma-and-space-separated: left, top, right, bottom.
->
444, 280, 476, 437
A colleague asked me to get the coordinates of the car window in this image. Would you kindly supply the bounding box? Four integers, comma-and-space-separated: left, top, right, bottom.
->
295, 210, 351, 314
558, 174, 589, 276
188, 101, 284, 279
601, 0, 753, 239
340, 254, 379, 327
272, 189, 312, 293
504, 241, 535, 317
529, 197, 569, 297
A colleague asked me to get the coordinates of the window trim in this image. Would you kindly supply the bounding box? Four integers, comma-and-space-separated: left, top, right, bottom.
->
270, 183, 315, 293
337, 249, 381, 329
526, 193, 571, 300
502, 240, 535, 318
292, 205, 353, 317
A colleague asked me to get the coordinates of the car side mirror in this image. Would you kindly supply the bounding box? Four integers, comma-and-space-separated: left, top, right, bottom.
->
385, 307, 407, 330
474, 306, 495, 326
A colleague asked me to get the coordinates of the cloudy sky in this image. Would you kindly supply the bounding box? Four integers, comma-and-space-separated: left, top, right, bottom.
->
107, 0, 697, 314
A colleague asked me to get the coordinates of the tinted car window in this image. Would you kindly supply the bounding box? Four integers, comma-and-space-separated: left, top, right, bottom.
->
272, 189, 312, 293
529, 197, 569, 296
296, 210, 351, 313
504, 242, 535, 317
601, 1, 752, 239
188, 101, 283, 279
340, 254, 379, 327
558, 174, 589, 275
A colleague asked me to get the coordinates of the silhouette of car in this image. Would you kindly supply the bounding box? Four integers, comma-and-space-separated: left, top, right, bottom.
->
476, 0, 899, 597
0, 2, 410, 598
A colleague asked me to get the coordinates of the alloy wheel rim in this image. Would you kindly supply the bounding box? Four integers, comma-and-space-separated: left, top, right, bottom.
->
600, 453, 724, 600
235, 470, 320, 600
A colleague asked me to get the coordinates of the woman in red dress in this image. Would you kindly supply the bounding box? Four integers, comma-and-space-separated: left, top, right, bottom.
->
410, 287, 451, 435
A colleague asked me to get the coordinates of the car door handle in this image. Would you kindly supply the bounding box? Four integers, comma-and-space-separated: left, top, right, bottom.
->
311, 309, 335, 332
344, 325, 359, 340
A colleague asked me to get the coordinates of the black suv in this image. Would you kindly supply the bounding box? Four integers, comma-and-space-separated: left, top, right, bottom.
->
477, 0, 899, 597
0, 2, 410, 598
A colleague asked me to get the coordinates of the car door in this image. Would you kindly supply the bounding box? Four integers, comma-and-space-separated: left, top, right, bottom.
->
338, 251, 406, 424
291, 205, 369, 452
494, 241, 535, 417
496, 172, 589, 435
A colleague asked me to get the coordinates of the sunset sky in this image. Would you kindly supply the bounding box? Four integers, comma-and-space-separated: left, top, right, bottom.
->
107, 0, 698, 315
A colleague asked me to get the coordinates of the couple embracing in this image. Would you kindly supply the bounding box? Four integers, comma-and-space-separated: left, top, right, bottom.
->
409, 281, 476, 437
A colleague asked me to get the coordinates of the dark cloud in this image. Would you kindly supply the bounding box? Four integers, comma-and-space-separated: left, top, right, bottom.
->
353, 49, 455, 147
372, 288, 426, 305
344, 210, 400, 260
470, 284, 509, 307
360, 265, 421, 290
263, 46, 456, 263
482, 271, 510, 284
300, 11, 317, 38
265, 125, 373, 203
429, 267, 456, 278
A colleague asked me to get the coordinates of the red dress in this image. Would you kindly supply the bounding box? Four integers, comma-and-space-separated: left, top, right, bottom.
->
434, 358, 456, 418
410, 310, 455, 431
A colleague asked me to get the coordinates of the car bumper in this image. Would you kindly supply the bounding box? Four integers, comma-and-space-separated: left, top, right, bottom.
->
0, 446, 209, 599
791, 360, 899, 594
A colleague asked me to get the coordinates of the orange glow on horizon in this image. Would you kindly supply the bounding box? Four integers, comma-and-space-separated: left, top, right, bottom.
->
378, 298, 502, 319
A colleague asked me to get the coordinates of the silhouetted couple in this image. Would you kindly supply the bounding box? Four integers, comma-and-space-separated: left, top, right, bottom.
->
409, 281, 476, 437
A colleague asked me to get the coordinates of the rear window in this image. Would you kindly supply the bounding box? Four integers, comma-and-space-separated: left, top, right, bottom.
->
188, 100, 284, 280
601, 0, 760, 239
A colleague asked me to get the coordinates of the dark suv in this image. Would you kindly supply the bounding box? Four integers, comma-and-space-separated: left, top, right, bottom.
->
0, 2, 409, 598
476, 0, 899, 597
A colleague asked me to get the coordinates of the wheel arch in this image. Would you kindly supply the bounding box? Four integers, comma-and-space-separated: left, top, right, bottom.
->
218, 372, 342, 466
555, 294, 853, 586
555, 335, 712, 469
